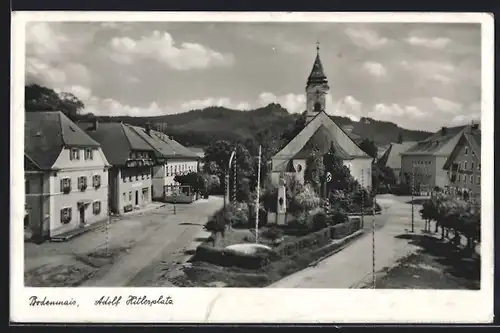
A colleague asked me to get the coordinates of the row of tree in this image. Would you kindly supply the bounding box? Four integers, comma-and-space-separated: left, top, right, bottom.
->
420, 193, 480, 252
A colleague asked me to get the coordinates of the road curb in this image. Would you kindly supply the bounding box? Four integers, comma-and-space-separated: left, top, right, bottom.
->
308, 230, 366, 268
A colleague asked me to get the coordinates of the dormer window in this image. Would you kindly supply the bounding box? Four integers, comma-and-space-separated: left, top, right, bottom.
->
70, 148, 80, 160
85, 148, 94, 160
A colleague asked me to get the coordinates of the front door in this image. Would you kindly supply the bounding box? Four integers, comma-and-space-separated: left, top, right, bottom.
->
79, 206, 85, 226
135, 190, 139, 206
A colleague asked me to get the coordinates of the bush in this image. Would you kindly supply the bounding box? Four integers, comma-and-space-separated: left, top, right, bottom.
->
261, 227, 284, 241
330, 208, 348, 225
312, 211, 328, 231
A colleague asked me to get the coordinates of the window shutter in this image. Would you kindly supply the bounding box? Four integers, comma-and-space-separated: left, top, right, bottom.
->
60, 179, 64, 191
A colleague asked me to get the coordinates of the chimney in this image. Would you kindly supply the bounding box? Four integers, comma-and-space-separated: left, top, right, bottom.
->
146, 122, 152, 135
441, 126, 448, 136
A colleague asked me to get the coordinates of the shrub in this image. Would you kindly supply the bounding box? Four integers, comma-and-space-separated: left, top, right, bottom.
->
312, 210, 328, 231
330, 208, 348, 225
290, 183, 321, 213
261, 227, 284, 241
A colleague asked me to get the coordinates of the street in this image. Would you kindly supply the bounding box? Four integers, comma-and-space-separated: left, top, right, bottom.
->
24, 196, 223, 287
269, 194, 427, 288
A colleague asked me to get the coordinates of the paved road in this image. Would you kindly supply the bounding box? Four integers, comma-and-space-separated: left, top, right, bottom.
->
25, 197, 223, 287
269, 195, 427, 288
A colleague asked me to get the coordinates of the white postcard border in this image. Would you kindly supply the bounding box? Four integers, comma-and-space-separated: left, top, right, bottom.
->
10, 11, 495, 323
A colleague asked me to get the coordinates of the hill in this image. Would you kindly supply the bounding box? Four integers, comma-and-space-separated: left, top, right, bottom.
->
81, 103, 432, 148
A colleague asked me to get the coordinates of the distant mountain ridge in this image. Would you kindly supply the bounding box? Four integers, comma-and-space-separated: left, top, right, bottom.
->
83, 103, 432, 148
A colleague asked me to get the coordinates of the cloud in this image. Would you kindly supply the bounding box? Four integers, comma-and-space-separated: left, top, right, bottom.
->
344, 28, 389, 49
25, 22, 69, 60
450, 113, 480, 126
106, 30, 235, 70
370, 103, 427, 120
363, 61, 387, 77
257, 92, 306, 113
432, 97, 463, 113
405, 36, 452, 49
85, 96, 166, 117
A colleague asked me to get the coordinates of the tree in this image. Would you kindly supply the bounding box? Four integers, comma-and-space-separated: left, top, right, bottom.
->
174, 172, 205, 196
358, 138, 378, 159
304, 147, 325, 195
323, 143, 354, 193
25, 83, 85, 121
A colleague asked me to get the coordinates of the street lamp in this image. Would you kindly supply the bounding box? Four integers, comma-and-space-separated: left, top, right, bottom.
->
224, 150, 236, 211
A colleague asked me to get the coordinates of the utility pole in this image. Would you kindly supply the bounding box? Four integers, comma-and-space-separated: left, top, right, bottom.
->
361, 171, 365, 223
410, 164, 415, 233
255, 145, 262, 244
371, 185, 376, 288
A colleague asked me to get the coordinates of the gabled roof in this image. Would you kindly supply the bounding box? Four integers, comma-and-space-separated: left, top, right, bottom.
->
378, 141, 417, 169
129, 126, 199, 160
79, 122, 155, 166
442, 130, 481, 170
402, 125, 466, 156
272, 111, 370, 172
25, 111, 100, 170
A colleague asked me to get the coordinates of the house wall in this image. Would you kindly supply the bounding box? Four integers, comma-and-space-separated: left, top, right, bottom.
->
163, 159, 198, 196
401, 155, 438, 189
346, 158, 372, 189
445, 143, 481, 196
49, 147, 109, 237
25, 172, 51, 239
152, 164, 166, 200
116, 166, 153, 214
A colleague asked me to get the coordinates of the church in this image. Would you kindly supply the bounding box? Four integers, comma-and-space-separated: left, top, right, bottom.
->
271, 45, 373, 189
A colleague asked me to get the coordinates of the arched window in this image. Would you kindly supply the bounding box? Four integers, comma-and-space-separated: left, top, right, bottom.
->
314, 102, 322, 111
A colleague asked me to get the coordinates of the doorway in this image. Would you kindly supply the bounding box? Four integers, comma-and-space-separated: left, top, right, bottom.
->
79, 205, 85, 227
135, 190, 139, 206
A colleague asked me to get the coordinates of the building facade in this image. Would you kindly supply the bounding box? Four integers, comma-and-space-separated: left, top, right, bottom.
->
442, 127, 481, 200
25, 111, 110, 240
271, 45, 373, 190
80, 121, 156, 215
129, 125, 200, 201
400, 125, 468, 191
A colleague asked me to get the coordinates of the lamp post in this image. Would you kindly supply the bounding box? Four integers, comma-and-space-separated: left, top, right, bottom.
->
255, 145, 262, 244
224, 150, 236, 211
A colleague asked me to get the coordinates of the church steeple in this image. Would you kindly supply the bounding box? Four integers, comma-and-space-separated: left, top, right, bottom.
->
305, 42, 330, 124
307, 42, 328, 86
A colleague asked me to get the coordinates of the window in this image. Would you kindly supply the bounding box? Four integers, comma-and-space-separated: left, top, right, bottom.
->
129, 191, 132, 201
60, 207, 72, 224
471, 162, 474, 170
470, 175, 473, 184
78, 176, 87, 191
25, 179, 30, 194
123, 193, 126, 202
477, 176, 481, 185
478, 163, 481, 171
166, 166, 170, 177
93, 201, 101, 215
174, 165, 177, 175
60, 178, 71, 193
465, 146, 468, 155
92, 175, 101, 188
85, 149, 94, 160
458, 174, 461, 181
70, 148, 80, 160
464, 161, 467, 170
129, 175, 133, 181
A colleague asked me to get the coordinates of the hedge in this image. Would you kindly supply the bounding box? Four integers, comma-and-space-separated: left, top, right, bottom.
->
194, 218, 362, 270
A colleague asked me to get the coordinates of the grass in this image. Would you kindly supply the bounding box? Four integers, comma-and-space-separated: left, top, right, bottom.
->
368, 234, 480, 289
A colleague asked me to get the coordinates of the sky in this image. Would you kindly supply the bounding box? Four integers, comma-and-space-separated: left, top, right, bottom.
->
25, 21, 481, 132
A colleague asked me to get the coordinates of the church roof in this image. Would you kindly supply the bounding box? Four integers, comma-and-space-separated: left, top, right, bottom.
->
307, 47, 328, 85
271, 111, 371, 172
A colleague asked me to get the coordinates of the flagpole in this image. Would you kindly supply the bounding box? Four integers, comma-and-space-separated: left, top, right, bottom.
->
256, 145, 262, 244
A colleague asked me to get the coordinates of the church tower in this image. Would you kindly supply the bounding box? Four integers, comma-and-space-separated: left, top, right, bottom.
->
305, 43, 329, 124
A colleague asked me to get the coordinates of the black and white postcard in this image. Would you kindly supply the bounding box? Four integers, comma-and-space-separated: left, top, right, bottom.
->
11, 11, 494, 323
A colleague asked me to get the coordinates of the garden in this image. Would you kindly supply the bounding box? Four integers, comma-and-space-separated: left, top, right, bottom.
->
167, 144, 384, 287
